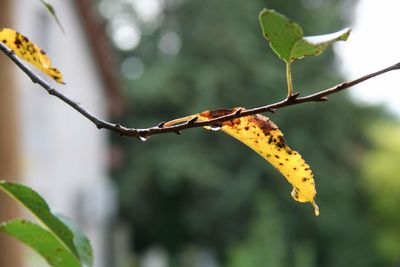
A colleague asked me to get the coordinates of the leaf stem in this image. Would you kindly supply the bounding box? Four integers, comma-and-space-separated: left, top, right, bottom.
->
286, 62, 293, 98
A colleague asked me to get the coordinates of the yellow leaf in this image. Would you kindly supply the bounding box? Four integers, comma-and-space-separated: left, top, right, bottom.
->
165, 108, 319, 216
0, 28, 64, 84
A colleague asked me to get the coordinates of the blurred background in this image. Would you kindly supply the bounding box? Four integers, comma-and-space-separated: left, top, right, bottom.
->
0, 0, 400, 267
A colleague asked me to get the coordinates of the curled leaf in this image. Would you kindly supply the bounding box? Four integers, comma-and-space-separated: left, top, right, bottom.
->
0, 28, 64, 83
165, 108, 319, 215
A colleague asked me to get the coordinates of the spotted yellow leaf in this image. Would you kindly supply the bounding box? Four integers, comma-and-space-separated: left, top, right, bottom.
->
0, 28, 64, 83
165, 108, 319, 215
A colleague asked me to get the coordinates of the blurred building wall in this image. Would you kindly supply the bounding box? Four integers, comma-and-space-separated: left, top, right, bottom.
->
7, 0, 118, 266
0, 0, 23, 266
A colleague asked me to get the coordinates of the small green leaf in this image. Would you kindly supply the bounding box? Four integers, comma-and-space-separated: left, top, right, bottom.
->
58, 215, 94, 267
38, 0, 65, 33
0, 220, 82, 267
259, 8, 350, 63
0, 181, 79, 259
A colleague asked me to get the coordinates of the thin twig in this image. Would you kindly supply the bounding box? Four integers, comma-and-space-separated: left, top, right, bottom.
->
0, 42, 139, 138
1, 42, 399, 140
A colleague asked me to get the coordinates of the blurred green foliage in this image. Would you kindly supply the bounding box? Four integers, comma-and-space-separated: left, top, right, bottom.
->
361, 122, 400, 264
103, 0, 397, 266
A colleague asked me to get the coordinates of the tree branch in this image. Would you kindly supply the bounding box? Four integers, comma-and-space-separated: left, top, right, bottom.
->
1, 42, 399, 140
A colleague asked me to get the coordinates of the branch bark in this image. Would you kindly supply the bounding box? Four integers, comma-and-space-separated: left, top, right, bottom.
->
1, 41, 399, 140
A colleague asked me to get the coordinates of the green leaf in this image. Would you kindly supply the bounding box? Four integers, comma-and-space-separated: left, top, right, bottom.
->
0, 220, 82, 267
38, 0, 65, 33
259, 8, 350, 63
0, 181, 79, 260
58, 215, 94, 267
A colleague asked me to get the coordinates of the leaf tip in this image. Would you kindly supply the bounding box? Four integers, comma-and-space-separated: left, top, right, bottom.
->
340, 28, 352, 41
258, 8, 271, 18
312, 201, 320, 216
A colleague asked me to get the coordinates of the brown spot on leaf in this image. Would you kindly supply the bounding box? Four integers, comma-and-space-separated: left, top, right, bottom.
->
200, 108, 237, 119
276, 136, 286, 148
248, 114, 277, 135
